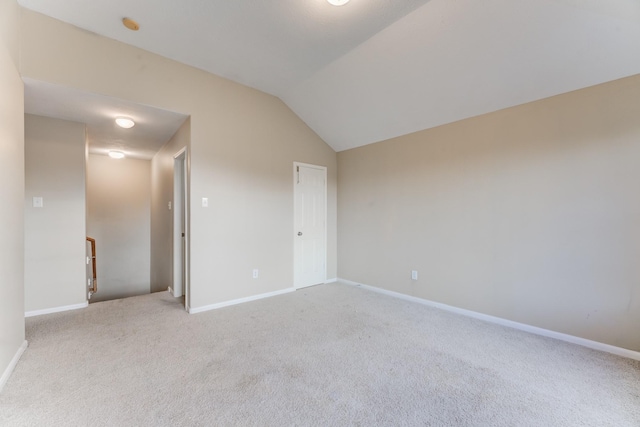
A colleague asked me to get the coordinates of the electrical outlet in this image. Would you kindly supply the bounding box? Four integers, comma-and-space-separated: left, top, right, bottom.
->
252, 269, 259, 279
411, 270, 418, 281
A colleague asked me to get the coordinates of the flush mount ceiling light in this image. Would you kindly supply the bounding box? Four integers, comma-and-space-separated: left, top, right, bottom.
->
115, 117, 135, 129
108, 151, 125, 159
327, 0, 350, 5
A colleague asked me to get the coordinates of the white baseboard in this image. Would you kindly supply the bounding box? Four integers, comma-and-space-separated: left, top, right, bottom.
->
189, 287, 295, 314
0, 340, 28, 393
339, 278, 640, 361
324, 278, 338, 284
25, 301, 88, 318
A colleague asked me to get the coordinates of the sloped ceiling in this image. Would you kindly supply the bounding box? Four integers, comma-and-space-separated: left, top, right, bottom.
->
18, 0, 640, 152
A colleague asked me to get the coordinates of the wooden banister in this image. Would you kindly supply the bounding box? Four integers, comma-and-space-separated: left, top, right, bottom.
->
86, 237, 97, 293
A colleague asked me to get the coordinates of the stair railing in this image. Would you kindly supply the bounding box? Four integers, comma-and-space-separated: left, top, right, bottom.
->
86, 237, 97, 295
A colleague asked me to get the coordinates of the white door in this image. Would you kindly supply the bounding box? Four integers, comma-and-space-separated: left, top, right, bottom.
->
294, 163, 327, 288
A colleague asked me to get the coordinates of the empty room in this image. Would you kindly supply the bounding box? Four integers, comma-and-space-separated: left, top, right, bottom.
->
1, 0, 639, 425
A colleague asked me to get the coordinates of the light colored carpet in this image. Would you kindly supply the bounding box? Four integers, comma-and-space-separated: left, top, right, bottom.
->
1, 282, 639, 426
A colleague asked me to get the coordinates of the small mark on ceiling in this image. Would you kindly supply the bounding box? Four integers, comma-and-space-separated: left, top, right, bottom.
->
122, 17, 139, 31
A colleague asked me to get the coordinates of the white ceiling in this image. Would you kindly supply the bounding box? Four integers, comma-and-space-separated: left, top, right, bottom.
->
18, 0, 640, 152
24, 78, 188, 160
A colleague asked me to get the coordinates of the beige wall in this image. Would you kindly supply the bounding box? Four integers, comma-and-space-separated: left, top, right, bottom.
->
87, 154, 151, 302
338, 74, 640, 351
151, 119, 189, 294
24, 114, 87, 312
0, 0, 25, 386
19, 10, 337, 310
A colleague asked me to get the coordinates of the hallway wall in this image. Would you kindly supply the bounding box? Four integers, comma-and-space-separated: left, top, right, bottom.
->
87, 154, 151, 302
24, 114, 87, 313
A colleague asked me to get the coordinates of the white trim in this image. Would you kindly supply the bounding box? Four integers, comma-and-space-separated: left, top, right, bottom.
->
25, 301, 88, 318
172, 147, 187, 159
339, 278, 640, 361
293, 162, 328, 289
0, 340, 28, 393
324, 278, 338, 284
188, 288, 295, 314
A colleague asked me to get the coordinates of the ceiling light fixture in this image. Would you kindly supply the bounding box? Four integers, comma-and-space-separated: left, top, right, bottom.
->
115, 117, 135, 129
108, 151, 125, 159
327, 0, 350, 5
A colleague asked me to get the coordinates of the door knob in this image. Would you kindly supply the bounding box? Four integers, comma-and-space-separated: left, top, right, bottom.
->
297, 232, 303, 236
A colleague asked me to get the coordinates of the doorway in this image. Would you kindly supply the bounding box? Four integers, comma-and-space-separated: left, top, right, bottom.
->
173, 149, 189, 310
293, 162, 327, 289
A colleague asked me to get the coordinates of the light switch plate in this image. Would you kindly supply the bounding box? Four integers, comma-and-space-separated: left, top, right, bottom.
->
33, 197, 44, 208
202, 197, 209, 208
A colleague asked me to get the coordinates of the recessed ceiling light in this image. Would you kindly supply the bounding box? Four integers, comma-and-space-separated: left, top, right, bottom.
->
122, 17, 140, 31
108, 151, 125, 159
327, 0, 350, 5
115, 117, 135, 129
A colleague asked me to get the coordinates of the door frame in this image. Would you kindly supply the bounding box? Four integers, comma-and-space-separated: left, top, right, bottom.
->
173, 148, 190, 310
293, 162, 328, 289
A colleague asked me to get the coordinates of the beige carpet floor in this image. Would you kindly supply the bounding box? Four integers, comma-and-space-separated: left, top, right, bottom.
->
1, 282, 639, 426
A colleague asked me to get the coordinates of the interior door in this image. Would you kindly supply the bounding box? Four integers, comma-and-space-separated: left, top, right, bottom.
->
294, 163, 327, 288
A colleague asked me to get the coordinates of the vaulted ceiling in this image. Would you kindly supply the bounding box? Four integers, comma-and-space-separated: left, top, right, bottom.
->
18, 0, 640, 152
